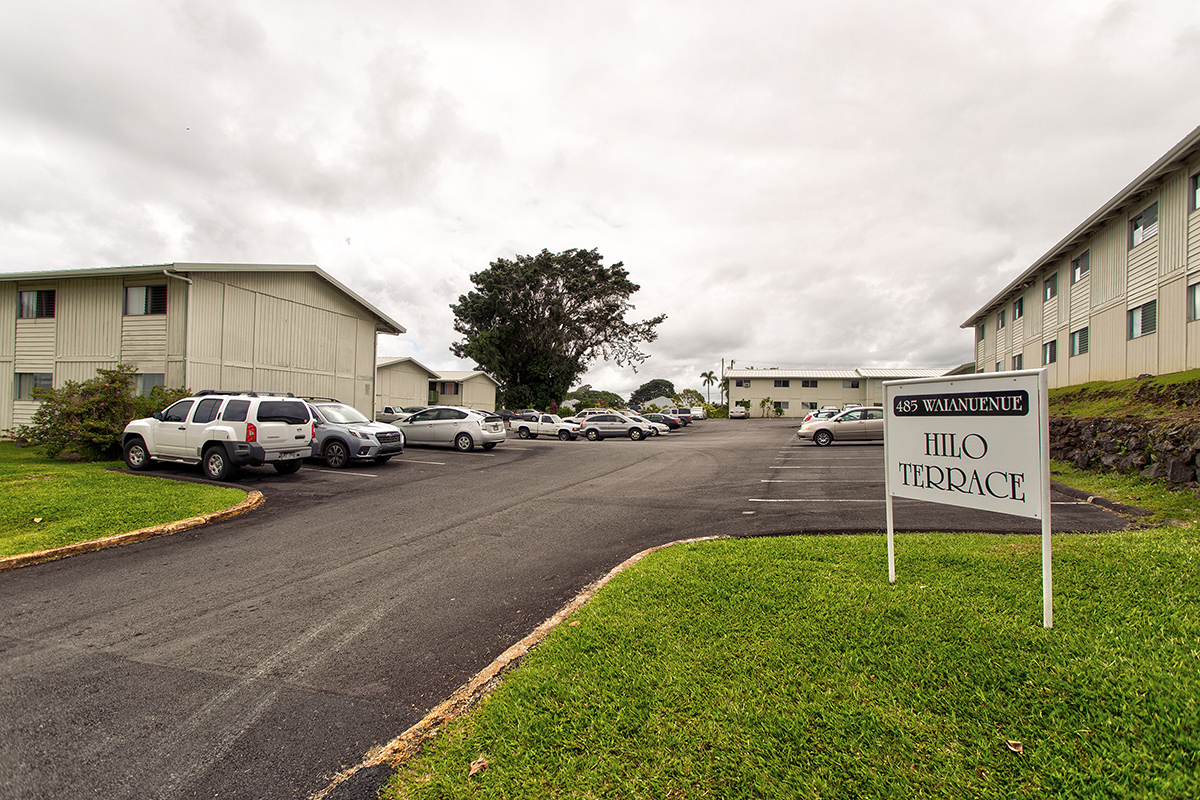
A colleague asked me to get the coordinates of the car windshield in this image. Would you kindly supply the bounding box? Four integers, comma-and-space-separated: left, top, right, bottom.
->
317, 403, 371, 424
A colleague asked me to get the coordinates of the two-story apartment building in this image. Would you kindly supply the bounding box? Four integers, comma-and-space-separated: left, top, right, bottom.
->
964, 125, 1200, 387
374, 358, 500, 412
725, 367, 954, 417
1, 262, 404, 430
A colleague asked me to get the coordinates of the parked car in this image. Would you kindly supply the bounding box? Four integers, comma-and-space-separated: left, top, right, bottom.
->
690, 406, 707, 420
729, 406, 750, 419
394, 406, 506, 451
578, 413, 654, 441
798, 406, 885, 446
305, 399, 405, 467
642, 413, 681, 430
625, 413, 669, 436
377, 405, 425, 423
510, 413, 580, 441
666, 408, 692, 424
801, 407, 841, 425
123, 391, 313, 481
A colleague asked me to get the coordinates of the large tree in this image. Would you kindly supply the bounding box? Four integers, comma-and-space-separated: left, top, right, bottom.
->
629, 378, 676, 407
450, 248, 666, 409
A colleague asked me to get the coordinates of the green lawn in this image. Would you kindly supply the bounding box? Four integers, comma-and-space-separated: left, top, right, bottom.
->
0, 442, 246, 558
383, 476, 1200, 798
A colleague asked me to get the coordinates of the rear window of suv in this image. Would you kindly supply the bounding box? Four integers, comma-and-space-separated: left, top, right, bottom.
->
255, 401, 310, 424
223, 400, 250, 422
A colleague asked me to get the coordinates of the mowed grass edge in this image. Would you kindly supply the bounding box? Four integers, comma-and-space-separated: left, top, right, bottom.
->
383, 489, 1199, 798
0, 442, 247, 558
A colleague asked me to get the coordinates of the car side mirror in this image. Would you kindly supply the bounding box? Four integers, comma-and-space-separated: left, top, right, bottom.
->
152, 411, 163, 421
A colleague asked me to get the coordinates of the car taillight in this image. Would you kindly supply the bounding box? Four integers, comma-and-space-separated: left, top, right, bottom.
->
311, 422, 316, 440
246, 422, 257, 442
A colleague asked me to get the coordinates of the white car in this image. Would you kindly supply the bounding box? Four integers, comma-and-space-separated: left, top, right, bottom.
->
690, 406, 707, 420
394, 406, 506, 451
729, 406, 750, 419
626, 414, 670, 436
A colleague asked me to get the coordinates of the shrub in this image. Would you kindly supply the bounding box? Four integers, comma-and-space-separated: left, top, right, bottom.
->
11, 365, 190, 460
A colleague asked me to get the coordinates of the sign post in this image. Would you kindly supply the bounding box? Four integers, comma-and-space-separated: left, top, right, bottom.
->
883, 370, 1052, 628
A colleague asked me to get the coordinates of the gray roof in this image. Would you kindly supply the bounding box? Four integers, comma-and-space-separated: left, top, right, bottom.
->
725, 367, 951, 380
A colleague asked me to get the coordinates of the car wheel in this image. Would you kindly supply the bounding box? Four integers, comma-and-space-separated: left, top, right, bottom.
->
202, 445, 237, 481
650, 428, 660, 436
518, 427, 531, 439
481, 442, 497, 450
455, 432, 474, 452
323, 440, 349, 468
374, 456, 392, 464
813, 429, 834, 447
629, 428, 644, 441
585, 429, 600, 441
558, 429, 571, 441
274, 460, 302, 474
123, 438, 150, 471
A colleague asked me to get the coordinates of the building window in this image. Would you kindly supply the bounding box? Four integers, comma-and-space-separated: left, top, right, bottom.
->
440, 382, 459, 395
801, 379, 818, 388
1070, 327, 1089, 356
1130, 202, 1159, 248
773, 401, 789, 410
1043, 274, 1058, 302
1192, 173, 1200, 213
1189, 282, 1200, 322
735, 379, 750, 388
843, 380, 860, 389
16, 372, 53, 401
125, 285, 168, 316
1013, 297, 1024, 319
1070, 251, 1090, 284
135, 373, 165, 396
1129, 300, 1157, 339
997, 310, 1006, 329
976, 324, 985, 342
1012, 354, 1023, 370
774, 379, 790, 388
18, 290, 55, 319
1042, 340, 1057, 365
995, 362, 1002, 372
802, 402, 818, 410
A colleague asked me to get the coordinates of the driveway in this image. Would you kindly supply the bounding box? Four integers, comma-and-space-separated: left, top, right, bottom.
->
0, 420, 1127, 799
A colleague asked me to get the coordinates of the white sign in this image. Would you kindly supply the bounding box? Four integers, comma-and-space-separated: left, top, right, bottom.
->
883, 370, 1053, 628
884, 371, 1048, 519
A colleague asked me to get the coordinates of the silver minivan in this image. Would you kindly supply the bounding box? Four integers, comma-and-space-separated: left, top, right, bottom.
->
396, 406, 505, 451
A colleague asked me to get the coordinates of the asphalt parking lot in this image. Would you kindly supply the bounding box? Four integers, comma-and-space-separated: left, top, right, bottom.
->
0, 420, 1129, 800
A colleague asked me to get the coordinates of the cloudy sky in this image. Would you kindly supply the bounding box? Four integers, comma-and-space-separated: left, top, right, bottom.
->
4, 1, 1200, 399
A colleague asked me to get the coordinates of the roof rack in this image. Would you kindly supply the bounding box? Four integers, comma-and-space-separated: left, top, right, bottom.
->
300, 397, 341, 403
195, 390, 297, 398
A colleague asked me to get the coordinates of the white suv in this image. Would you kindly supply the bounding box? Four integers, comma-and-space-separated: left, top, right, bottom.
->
122, 391, 314, 481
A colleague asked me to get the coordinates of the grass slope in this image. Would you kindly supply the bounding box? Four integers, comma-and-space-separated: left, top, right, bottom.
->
0, 442, 246, 557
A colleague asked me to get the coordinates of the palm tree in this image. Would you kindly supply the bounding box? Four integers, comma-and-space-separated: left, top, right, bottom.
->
700, 370, 716, 403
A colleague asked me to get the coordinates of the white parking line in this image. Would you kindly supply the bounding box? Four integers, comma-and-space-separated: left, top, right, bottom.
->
394, 458, 447, 465
310, 469, 379, 477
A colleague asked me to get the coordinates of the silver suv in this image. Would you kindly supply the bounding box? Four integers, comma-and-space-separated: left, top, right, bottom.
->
305, 399, 404, 468
578, 413, 654, 441
122, 391, 313, 480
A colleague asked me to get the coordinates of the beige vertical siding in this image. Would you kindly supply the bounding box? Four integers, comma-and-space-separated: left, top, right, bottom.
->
1089, 305, 1127, 381
0, 284, 15, 358
57, 361, 121, 383
1091, 222, 1127, 307
461, 378, 497, 411
1188, 209, 1200, 266
377, 362, 436, 409
220, 284, 255, 365
56, 278, 122, 360
1069, 272, 1090, 324
1160, 172, 1187, 276
1127, 328, 1158, 376
1159, 275, 1187, 373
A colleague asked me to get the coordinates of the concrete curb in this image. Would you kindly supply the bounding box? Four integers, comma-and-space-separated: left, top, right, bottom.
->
1051, 481, 1154, 518
310, 534, 729, 800
0, 490, 265, 572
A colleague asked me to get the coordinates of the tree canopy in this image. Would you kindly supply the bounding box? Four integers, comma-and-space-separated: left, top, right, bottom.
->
565, 384, 625, 410
450, 249, 666, 409
629, 378, 676, 407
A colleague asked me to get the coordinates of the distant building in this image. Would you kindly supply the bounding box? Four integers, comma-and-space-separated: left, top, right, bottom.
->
1, 262, 404, 430
374, 359, 499, 412
724, 367, 953, 417
964, 125, 1200, 387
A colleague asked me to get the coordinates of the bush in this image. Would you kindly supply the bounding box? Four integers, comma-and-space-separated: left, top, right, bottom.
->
11, 365, 190, 460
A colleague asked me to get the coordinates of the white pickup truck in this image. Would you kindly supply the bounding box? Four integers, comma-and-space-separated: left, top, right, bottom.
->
508, 413, 580, 441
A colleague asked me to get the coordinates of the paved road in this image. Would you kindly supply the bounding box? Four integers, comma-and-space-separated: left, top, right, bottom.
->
0, 420, 1125, 799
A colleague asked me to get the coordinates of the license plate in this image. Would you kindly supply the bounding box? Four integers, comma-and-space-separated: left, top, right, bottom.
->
279, 451, 302, 460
